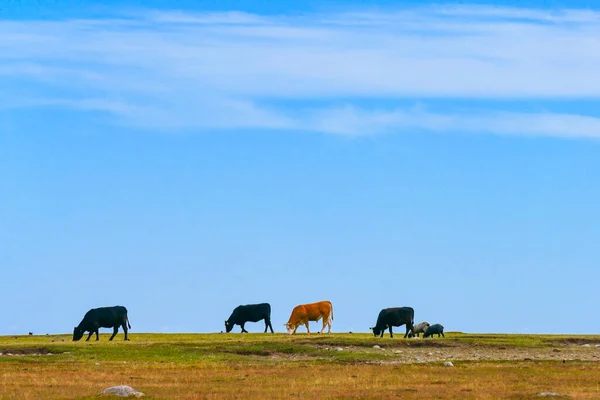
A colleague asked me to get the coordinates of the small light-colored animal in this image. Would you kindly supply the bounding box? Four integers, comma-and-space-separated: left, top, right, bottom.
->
424, 323, 445, 338
284, 301, 333, 334
411, 321, 430, 337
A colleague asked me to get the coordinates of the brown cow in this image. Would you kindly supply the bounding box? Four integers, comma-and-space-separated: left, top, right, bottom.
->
284, 301, 334, 334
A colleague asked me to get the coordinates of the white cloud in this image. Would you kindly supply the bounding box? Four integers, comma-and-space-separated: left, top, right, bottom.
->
147, 10, 267, 25
303, 106, 600, 138
0, 5, 599, 137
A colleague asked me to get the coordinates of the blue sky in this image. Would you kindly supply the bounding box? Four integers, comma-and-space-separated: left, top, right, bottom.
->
1, 0, 599, 335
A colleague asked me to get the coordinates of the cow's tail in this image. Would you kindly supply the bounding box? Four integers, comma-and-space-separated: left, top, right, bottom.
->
330, 302, 334, 322
127, 315, 131, 329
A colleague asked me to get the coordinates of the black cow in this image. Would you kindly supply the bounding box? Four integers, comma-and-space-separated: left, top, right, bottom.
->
370, 307, 414, 338
73, 306, 131, 341
225, 303, 274, 333
424, 324, 445, 338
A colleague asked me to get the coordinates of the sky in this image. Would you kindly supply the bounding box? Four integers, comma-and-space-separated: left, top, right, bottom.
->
1, 0, 599, 335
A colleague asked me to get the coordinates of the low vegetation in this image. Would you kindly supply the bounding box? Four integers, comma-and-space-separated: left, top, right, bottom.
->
1, 333, 599, 399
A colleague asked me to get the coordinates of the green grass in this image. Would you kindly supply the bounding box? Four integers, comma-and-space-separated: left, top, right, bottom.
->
1, 332, 599, 363
2, 333, 600, 399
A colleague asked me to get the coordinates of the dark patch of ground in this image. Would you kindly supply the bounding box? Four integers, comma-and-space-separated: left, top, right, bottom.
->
0, 347, 52, 355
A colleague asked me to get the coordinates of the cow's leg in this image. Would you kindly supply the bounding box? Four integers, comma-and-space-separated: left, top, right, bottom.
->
389, 326, 394, 338
241, 323, 248, 333
86, 331, 93, 341
406, 323, 414, 338
122, 323, 129, 340
95, 329, 100, 341
305, 319, 311, 334
264, 318, 274, 333
327, 317, 332, 334
441, 331, 445, 338
109, 326, 118, 341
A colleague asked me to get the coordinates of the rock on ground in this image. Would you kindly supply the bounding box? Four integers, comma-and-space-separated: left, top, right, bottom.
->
536, 392, 571, 398
443, 361, 454, 367
101, 385, 144, 397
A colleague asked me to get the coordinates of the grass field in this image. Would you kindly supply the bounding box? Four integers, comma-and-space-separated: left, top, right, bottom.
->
1, 332, 600, 399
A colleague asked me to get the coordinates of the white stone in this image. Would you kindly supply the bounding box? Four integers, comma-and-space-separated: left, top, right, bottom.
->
536, 392, 565, 398
335, 347, 344, 351
372, 345, 381, 349
581, 344, 591, 347
393, 350, 402, 354
101, 385, 144, 398
444, 361, 454, 367
415, 356, 421, 361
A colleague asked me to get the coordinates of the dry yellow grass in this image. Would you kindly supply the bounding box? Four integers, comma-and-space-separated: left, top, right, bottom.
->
1, 333, 599, 399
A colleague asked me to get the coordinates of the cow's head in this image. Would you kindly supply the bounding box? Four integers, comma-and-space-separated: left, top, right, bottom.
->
370, 326, 384, 337
224, 320, 234, 333
284, 323, 295, 334
72, 327, 84, 341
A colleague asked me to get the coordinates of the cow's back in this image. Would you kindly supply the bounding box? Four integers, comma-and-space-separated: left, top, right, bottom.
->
233, 303, 271, 323
84, 306, 127, 328
304, 301, 332, 320
390, 307, 413, 325
380, 307, 413, 327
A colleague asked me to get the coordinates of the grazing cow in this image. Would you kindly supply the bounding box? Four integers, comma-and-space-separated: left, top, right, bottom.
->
410, 321, 431, 338
285, 301, 333, 334
73, 306, 131, 341
225, 303, 274, 333
424, 324, 445, 338
370, 307, 414, 338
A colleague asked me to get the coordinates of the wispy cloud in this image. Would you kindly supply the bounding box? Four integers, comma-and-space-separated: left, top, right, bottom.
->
1, 5, 599, 137
304, 106, 600, 138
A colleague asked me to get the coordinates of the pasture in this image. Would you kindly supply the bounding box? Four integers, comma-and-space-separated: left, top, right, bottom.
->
1, 333, 600, 399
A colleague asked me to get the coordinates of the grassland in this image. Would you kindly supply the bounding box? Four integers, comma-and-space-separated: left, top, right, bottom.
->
1, 332, 600, 399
